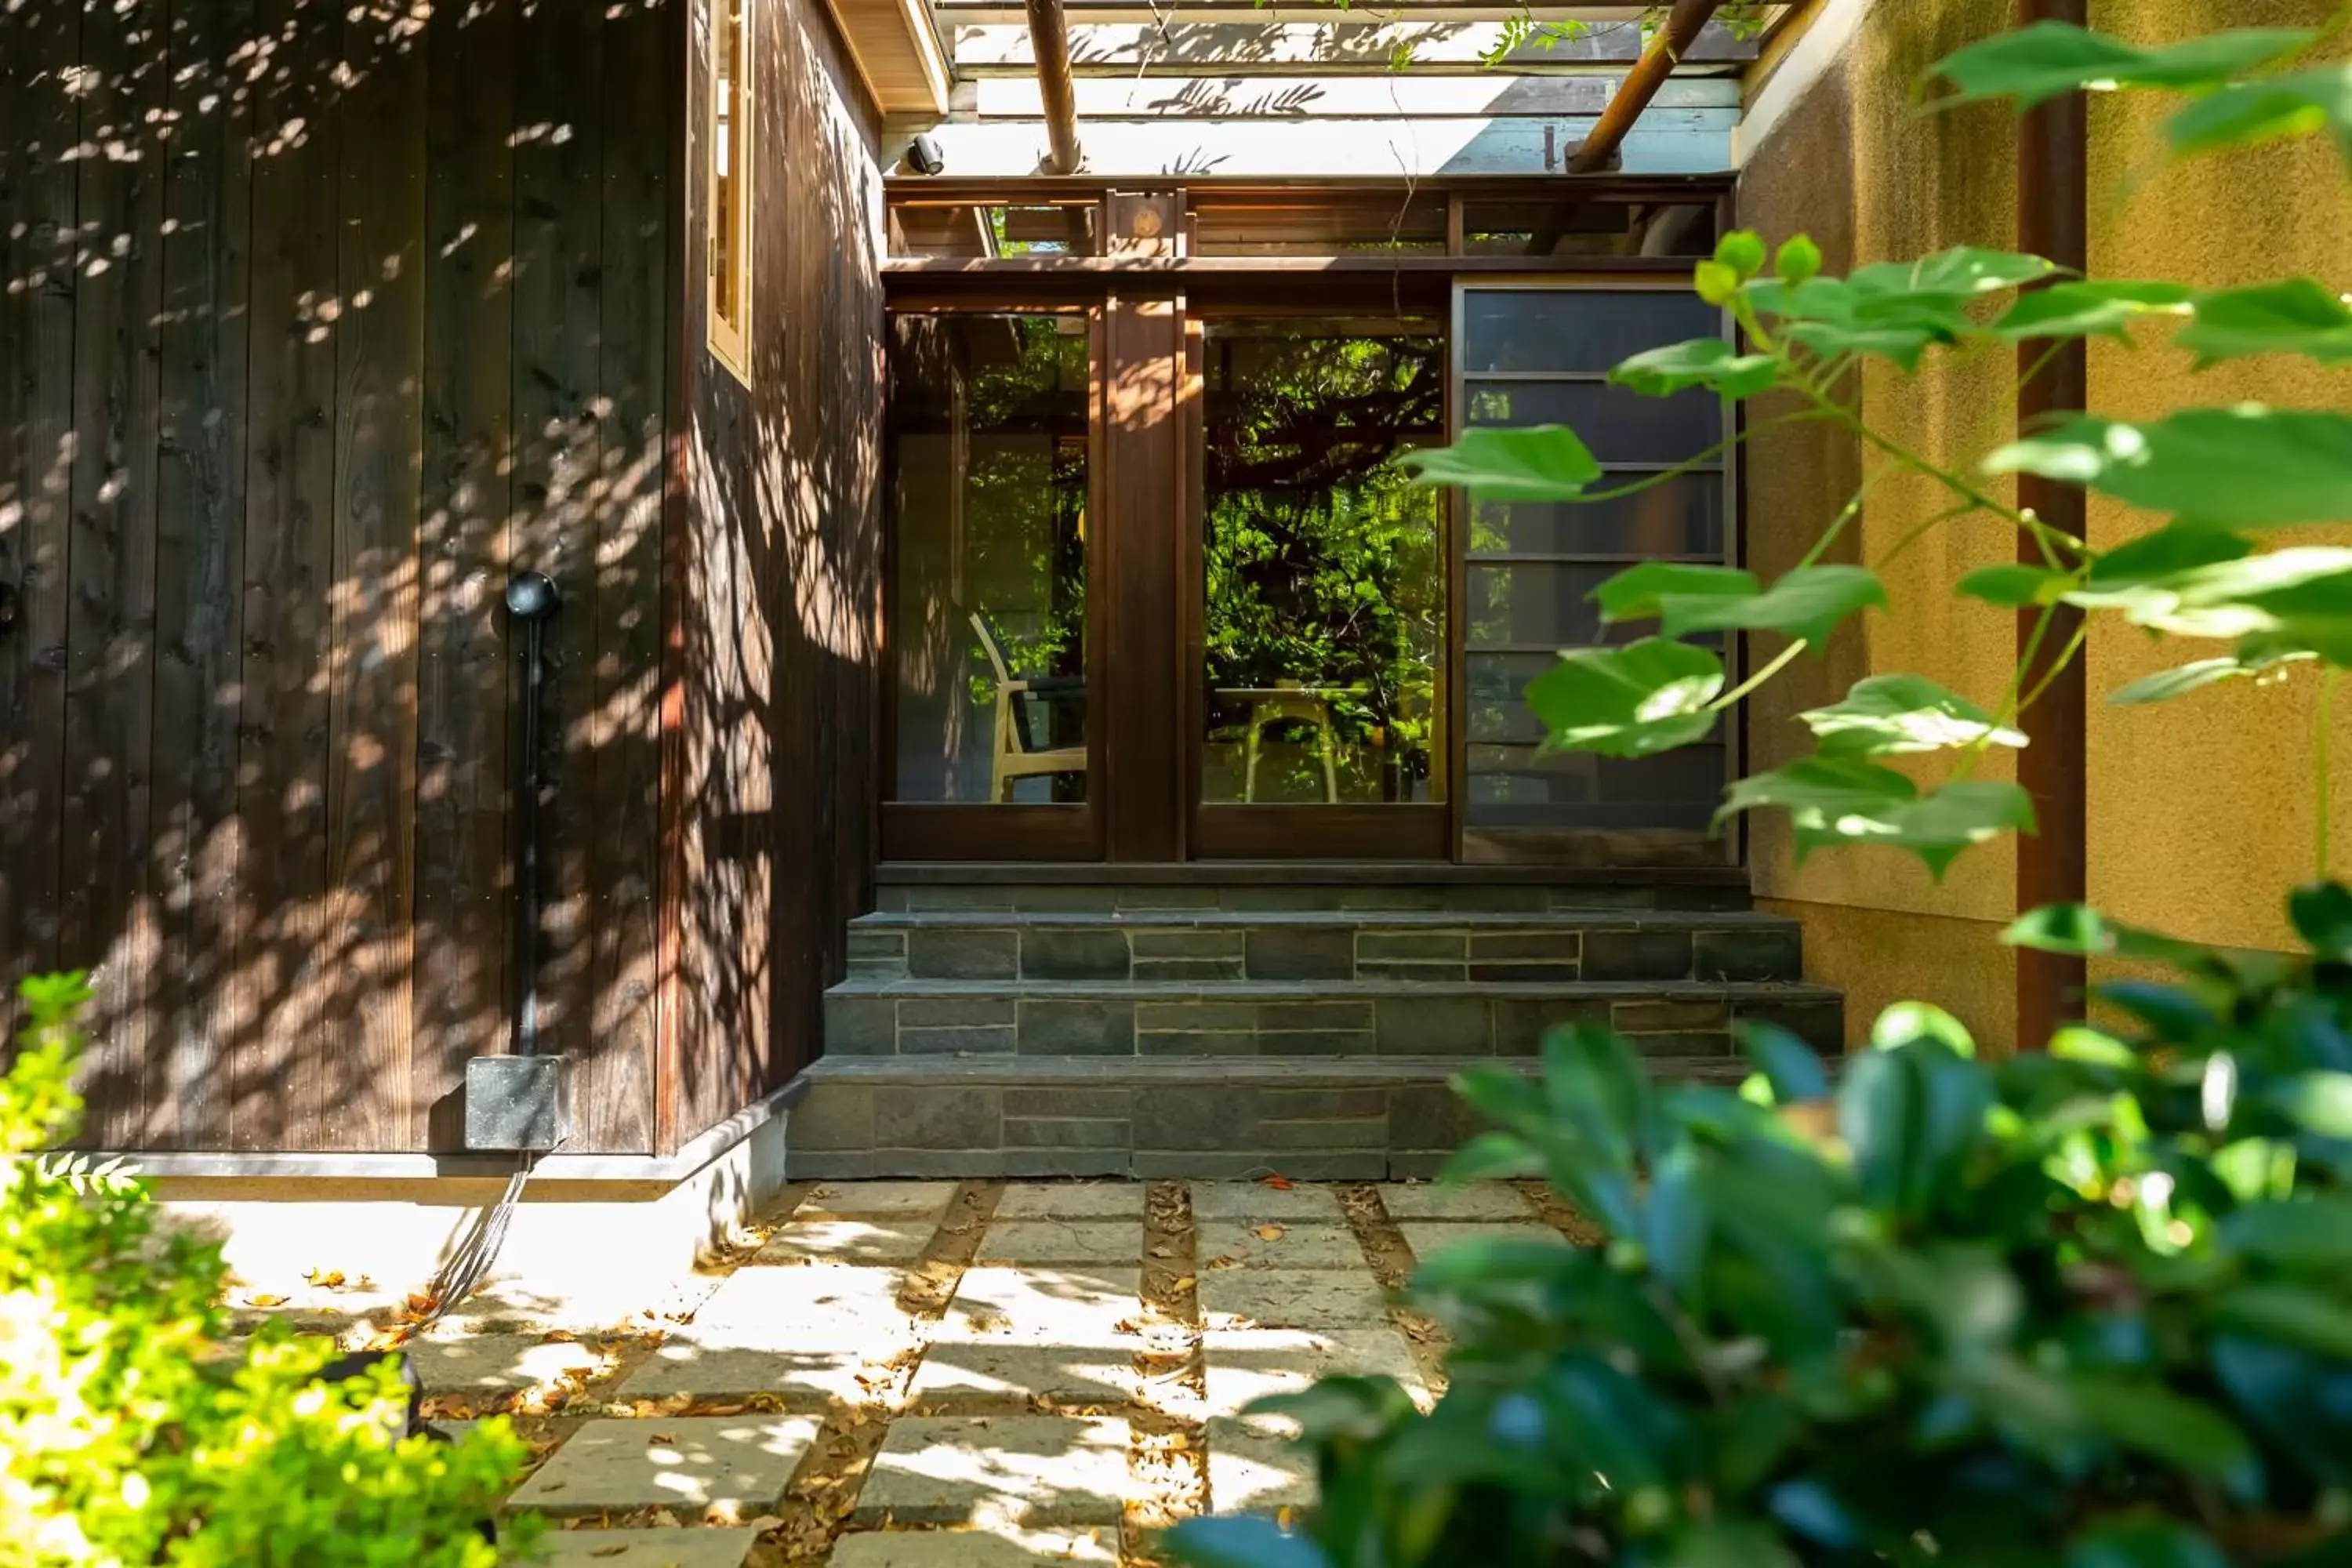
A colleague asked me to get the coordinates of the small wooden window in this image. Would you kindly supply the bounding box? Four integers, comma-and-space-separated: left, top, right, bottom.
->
706, 0, 753, 380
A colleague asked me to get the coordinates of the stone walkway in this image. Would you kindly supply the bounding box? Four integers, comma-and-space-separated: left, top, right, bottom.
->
244, 1178, 1590, 1566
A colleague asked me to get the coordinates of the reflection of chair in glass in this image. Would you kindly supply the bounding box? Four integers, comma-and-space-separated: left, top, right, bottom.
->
971, 611, 1087, 803
1225, 687, 1344, 804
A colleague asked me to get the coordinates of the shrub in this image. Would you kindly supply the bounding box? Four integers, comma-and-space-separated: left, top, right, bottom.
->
0, 973, 542, 1567
1171, 891, 2352, 1566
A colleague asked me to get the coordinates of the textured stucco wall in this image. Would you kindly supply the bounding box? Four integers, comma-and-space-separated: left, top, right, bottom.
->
1737, 0, 2347, 1048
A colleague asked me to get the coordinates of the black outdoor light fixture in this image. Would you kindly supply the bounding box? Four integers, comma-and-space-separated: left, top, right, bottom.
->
907, 133, 946, 175
464, 571, 575, 1152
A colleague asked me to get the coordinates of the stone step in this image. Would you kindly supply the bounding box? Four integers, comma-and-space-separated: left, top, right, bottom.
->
846, 909, 1805, 985
822, 977, 1842, 1060
783, 1052, 1761, 1181
874, 863, 1753, 916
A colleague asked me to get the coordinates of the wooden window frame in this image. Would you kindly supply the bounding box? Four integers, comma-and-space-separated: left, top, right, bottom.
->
706, 0, 754, 382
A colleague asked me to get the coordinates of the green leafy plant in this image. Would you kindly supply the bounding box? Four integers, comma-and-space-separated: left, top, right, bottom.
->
1171, 888, 2352, 1566
0, 975, 539, 1566
1388, 17, 2352, 882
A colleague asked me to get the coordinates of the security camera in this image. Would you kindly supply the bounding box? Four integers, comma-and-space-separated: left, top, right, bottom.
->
907, 133, 946, 175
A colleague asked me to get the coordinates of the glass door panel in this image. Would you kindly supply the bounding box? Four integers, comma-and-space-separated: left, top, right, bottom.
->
885, 311, 1097, 857
1193, 316, 1449, 858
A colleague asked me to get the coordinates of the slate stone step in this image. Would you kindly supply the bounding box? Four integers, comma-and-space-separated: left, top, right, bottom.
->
846, 909, 1805, 985
823, 977, 1842, 1061
782, 1052, 1761, 1181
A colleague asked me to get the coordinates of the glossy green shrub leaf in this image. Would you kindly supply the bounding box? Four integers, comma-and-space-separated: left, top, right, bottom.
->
1930, 21, 2310, 110
1662, 1521, 1803, 1568
1167, 1515, 1335, 1568
1737, 1021, 1831, 1104
1718, 757, 2037, 879
1987, 408, 2352, 527
1610, 337, 1781, 398
1799, 673, 2025, 756
2073, 1378, 2258, 1481
2288, 878, 2352, 957
1399, 424, 1600, 500
2180, 278, 2352, 365
2220, 1196, 2352, 1265
1871, 1000, 1975, 1056
1840, 1044, 1991, 1217
2268, 1071, 2352, 1138
2066, 1519, 2231, 1568
2167, 64, 2352, 167
1992, 279, 2196, 340
1523, 638, 1724, 757
1439, 1130, 1543, 1183
2003, 903, 2228, 974
2212, 1284, 2352, 1359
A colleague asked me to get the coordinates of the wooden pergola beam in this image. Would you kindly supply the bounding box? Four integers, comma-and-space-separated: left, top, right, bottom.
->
1022, 0, 1083, 173
1569, 0, 1722, 172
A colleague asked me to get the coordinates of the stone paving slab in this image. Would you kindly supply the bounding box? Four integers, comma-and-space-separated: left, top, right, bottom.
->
971, 1220, 1140, 1267
855, 1415, 1131, 1527
1189, 1181, 1348, 1225
995, 1182, 1149, 1220
506, 1414, 820, 1520
800, 1182, 959, 1220
615, 1342, 884, 1408
1397, 1221, 1573, 1263
1196, 1219, 1369, 1271
1197, 1268, 1391, 1329
829, 1526, 1120, 1566
1378, 1182, 1536, 1222
1207, 1416, 1316, 1515
755, 1218, 935, 1267
938, 1267, 1141, 1343
1203, 1328, 1426, 1417
908, 1340, 1142, 1411
404, 1334, 612, 1395
689, 1267, 914, 1343
534, 1527, 761, 1568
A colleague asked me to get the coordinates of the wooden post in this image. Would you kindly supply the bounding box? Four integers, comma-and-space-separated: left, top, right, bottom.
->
1023, 0, 1081, 174
2014, 0, 2089, 1051
1569, 0, 1721, 174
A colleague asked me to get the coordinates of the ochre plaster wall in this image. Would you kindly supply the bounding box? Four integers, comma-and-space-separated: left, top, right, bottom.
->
1737, 0, 2348, 1050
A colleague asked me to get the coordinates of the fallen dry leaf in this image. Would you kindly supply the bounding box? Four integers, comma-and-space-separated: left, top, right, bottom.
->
245, 1293, 287, 1308
1261, 1175, 1294, 1190
648, 1432, 675, 1444
1253, 1225, 1284, 1242
303, 1269, 346, 1288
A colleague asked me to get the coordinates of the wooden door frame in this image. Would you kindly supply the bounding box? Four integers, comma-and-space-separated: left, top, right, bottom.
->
878, 299, 1108, 862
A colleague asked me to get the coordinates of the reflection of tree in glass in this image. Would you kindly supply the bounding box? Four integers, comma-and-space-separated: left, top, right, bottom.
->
1203, 325, 1445, 800
955, 318, 1088, 714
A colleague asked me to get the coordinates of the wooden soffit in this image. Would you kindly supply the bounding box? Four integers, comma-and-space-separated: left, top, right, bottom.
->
829, 0, 953, 114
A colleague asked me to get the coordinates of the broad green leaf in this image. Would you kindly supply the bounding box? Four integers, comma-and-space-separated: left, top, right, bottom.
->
1717, 757, 2037, 879
1524, 639, 1725, 757
1839, 1044, 1990, 1216
1644, 1141, 1709, 1298
1958, 562, 2070, 608
1610, 337, 1781, 398
1439, 1131, 1541, 1184
1657, 564, 1887, 652
2061, 527, 2352, 646
2180, 278, 2352, 365
1986, 408, 2352, 527
2213, 1283, 2352, 1359
2072, 1378, 2257, 1479
1871, 1000, 1974, 1056
1799, 673, 2024, 756
1745, 249, 2054, 368
1591, 561, 1756, 624
2289, 880, 2352, 957
2107, 648, 2315, 704
1991, 279, 2195, 341
2167, 63, 2352, 167
2087, 517, 2254, 583
2066, 1520, 2230, 1568
1166, 1516, 1335, 1568
1930, 21, 2310, 110
1399, 424, 1599, 500
2220, 1196, 2352, 1266
1662, 1522, 1802, 1568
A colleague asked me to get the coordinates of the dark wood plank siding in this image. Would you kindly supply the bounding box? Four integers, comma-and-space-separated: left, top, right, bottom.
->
2, 1, 688, 1156
670, 0, 884, 1151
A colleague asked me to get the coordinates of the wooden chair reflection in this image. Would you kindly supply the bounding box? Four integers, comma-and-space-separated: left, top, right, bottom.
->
971, 611, 1088, 803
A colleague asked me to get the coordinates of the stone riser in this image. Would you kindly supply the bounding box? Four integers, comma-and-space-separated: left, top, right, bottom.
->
848, 913, 1802, 986
784, 1054, 1755, 1181
825, 979, 1842, 1060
